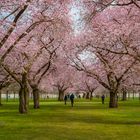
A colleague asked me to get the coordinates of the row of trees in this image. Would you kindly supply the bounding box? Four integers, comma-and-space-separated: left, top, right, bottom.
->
0, 0, 71, 113
0, 0, 140, 113
64, 0, 140, 107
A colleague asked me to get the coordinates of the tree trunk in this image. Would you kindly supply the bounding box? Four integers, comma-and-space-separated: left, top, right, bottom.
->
14, 92, 16, 101
133, 91, 135, 100
109, 91, 118, 108
19, 86, 29, 113
90, 92, 93, 100
83, 93, 86, 98
86, 92, 90, 99
58, 91, 64, 101
32, 86, 40, 109
6, 91, 8, 102
122, 91, 127, 101
19, 73, 29, 114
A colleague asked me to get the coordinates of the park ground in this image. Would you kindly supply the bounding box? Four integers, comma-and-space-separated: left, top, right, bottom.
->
0, 98, 140, 140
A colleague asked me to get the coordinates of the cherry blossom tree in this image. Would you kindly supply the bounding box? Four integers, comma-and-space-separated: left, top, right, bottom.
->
63, 0, 140, 108
0, 0, 71, 113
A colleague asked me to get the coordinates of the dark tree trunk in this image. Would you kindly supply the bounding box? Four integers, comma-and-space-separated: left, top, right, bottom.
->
90, 92, 93, 100
19, 73, 29, 114
122, 91, 127, 101
58, 91, 64, 101
109, 91, 118, 108
14, 92, 16, 101
19, 86, 29, 113
32, 86, 40, 109
6, 91, 8, 102
83, 93, 86, 98
86, 92, 90, 99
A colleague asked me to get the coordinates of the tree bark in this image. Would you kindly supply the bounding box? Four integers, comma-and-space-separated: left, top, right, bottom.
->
6, 91, 8, 102
86, 92, 90, 99
83, 93, 86, 98
32, 86, 40, 109
109, 91, 118, 108
14, 92, 16, 101
19, 73, 29, 114
122, 91, 127, 101
133, 91, 135, 100
58, 91, 64, 101
19, 86, 29, 113
90, 92, 93, 100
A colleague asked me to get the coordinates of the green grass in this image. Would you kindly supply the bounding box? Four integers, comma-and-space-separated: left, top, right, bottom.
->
0, 98, 140, 140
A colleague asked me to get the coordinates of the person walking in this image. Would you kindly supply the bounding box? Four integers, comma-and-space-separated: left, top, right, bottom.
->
101, 95, 105, 104
70, 93, 74, 107
64, 94, 68, 105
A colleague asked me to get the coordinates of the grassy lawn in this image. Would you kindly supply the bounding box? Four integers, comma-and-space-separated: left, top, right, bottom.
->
0, 98, 140, 140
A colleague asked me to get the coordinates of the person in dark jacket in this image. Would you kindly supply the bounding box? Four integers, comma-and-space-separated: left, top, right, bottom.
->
64, 94, 68, 105
101, 95, 105, 104
70, 93, 74, 107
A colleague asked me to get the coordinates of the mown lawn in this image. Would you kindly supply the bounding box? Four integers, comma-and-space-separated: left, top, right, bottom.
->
0, 98, 140, 140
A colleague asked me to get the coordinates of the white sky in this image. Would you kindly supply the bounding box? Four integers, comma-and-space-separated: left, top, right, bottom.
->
69, 1, 85, 35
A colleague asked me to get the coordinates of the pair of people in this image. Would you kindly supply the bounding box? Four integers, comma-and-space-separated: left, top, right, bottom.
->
64, 93, 74, 107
